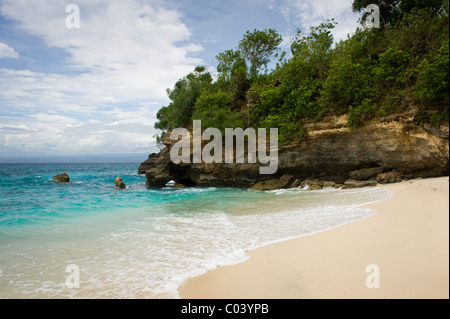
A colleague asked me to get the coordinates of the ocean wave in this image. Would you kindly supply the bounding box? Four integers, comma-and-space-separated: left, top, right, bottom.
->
0, 164, 392, 299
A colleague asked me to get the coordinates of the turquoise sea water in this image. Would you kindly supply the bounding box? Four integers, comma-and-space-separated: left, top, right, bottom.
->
0, 162, 392, 298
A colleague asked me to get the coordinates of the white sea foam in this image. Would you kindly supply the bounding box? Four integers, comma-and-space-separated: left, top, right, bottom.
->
0, 186, 392, 299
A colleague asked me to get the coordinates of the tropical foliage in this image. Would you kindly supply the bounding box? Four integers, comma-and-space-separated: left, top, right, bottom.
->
155, 1, 449, 144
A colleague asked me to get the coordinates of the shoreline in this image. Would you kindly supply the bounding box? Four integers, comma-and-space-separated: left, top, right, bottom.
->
178, 177, 449, 299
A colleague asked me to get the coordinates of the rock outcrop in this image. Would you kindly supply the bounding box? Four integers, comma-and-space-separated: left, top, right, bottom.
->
53, 173, 70, 183
349, 167, 383, 181
138, 149, 174, 187
139, 111, 449, 190
298, 179, 343, 190
342, 179, 378, 189
251, 175, 294, 191
376, 170, 403, 184
114, 176, 126, 189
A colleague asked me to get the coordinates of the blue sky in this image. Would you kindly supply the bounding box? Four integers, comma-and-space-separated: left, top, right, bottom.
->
0, 0, 361, 158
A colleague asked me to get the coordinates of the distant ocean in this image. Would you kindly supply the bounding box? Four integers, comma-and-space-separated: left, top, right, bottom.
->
0, 162, 392, 298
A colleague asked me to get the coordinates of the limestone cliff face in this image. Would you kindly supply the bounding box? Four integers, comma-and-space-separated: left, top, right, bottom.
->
139, 111, 449, 189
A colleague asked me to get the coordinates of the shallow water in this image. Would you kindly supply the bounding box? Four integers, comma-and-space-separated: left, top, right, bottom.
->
0, 163, 391, 298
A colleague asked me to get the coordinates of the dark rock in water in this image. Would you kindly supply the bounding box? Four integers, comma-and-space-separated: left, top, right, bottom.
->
291, 179, 301, 188
114, 176, 126, 189
376, 170, 403, 184
300, 179, 322, 190
251, 174, 294, 191
309, 183, 322, 191
250, 180, 275, 191
323, 181, 336, 188
342, 179, 378, 189
299, 180, 342, 190
164, 180, 186, 188
53, 173, 70, 183
165, 180, 176, 187
349, 167, 383, 181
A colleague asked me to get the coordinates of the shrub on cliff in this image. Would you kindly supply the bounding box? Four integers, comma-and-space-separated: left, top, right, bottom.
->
192, 90, 243, 133
319, 57, 375, 115
415, 38, 449, 123
155, 66, 212, 130
154, 1, 449, 142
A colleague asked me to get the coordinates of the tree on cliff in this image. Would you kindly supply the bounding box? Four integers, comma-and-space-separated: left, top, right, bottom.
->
154, 1, 449, 141
216, 49, 249, 108
155, 66, 212, 130
238, 29, 283, 79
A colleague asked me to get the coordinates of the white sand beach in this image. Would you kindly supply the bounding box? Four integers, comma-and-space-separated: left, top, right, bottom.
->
179, 177, 449, 299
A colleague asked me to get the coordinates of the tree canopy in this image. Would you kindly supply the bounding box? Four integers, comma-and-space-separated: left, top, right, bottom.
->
155, 1, 449, 145
238, 29, 283, 78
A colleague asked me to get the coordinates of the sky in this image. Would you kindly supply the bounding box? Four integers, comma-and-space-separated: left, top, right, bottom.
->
0, 0, 361, 158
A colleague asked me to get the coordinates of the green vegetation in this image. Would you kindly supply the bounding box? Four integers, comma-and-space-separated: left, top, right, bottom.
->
155, 1, 449, 144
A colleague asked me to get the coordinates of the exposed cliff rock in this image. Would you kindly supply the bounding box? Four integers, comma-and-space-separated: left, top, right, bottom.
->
139, 112, 449, 190
349, 167, 383, 181
376, 170, 403, 184
298, 179, 342, 190
342, 179, 378, 189
251, 175, 294, 191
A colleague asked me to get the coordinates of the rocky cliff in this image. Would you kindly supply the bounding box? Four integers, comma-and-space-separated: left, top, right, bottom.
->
139, 109, 449, 190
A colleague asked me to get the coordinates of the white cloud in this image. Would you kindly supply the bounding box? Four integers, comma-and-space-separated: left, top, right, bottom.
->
0, 108, 157, 155
278, 0, 361, 42
0, 0, 203, 155
0, 0, 203, 102
0, 42, 19, 59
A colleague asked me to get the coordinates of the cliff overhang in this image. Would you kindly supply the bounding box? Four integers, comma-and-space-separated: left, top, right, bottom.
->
139, 112, 449, 190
